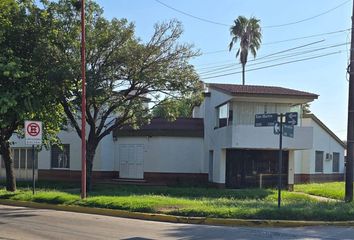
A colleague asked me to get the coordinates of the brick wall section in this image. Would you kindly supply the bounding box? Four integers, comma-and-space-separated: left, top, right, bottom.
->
143, 172, 208, 186
38, 170, 117, 182
38, 170, 208, 186
294, 173, 344, 183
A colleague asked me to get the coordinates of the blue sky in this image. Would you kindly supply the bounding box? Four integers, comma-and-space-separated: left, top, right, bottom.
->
95, 0, 351, 139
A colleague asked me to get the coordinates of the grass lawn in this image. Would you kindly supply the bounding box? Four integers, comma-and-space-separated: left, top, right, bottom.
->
1, 182, 354, 221
294, 182, 346, 200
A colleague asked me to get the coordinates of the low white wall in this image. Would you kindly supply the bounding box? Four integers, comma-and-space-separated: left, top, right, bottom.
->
8, 129, 112, 172
115, 136, 204, 173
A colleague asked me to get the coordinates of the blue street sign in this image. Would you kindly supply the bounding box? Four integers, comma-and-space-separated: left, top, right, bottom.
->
255, 113, 278, 127
285, 112, 298, 125
283, 124, 294, 138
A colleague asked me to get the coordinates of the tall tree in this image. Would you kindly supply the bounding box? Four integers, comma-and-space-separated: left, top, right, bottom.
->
229, 16, 262, 85
46, 0, 201, 191
0, 0, 65, 191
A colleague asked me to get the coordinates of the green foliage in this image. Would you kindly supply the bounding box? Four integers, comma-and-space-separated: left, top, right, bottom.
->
43, 0, 201, 190
229, 16, 262, 85
0, 0, 65, 191
152, 93, 203, 119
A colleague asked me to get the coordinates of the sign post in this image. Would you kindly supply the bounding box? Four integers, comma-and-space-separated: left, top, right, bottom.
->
277, 114, 284, 209
25, 121, 42, 195
256, 111, 298, 208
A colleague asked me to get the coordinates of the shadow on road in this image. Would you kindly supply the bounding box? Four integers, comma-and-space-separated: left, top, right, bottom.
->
0, 207, 38, 219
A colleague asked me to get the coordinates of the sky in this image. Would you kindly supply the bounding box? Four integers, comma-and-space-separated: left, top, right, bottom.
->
95, 0, 352, 139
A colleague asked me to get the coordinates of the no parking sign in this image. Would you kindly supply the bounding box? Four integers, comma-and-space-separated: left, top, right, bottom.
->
25, 121, 42, 145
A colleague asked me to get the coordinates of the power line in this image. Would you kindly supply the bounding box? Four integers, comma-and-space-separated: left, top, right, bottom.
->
199, 45, 348, 76
198, 39, 327, 71
201, 51, 342, 80
154, 0, 349, 29
201, 28, 350, 55
154, 0, 228, 27
263, 0, 351, 28
255, 40, 325, 61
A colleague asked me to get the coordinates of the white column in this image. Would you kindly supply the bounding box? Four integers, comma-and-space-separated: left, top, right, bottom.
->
288, 150, 295, 190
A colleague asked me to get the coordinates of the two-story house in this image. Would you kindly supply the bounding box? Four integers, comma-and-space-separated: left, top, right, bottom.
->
194, 83, 345, 189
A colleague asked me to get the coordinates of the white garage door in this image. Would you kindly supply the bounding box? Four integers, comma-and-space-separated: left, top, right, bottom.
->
119, 144, 144, 179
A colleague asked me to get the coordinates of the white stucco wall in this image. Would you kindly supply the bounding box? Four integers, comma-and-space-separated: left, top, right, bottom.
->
115, 136, 204, 173
8, 127, 113, 172
210, 148, 226, 184
294, 117, 345, 174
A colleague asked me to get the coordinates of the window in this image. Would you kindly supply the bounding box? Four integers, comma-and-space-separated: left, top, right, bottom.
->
27, 150, 38, 169
13, 149, 19, 168
11, 148, 38, 170
51, 144, 70, 169
216, 103, 232, 128
20, 149, 26, 169
332, 152, 340, 172
315, 151, 324, 172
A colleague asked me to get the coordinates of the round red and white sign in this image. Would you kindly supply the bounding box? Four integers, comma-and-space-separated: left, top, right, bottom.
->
25, 121, 42, 145
27, 123, 41, 137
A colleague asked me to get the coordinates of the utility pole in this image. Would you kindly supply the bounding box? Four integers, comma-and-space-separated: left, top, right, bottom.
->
81, 0, 87, 199
278, 114, 283, 208
345, 0, 354, 202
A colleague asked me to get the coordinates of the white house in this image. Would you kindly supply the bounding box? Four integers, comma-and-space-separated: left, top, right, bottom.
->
0, 83, 346, 188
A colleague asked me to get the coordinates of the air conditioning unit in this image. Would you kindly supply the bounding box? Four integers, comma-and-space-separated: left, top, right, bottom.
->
325, 153, 332, 161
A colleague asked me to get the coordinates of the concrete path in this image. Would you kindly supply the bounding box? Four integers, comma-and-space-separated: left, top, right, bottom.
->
1, 204, 354, 240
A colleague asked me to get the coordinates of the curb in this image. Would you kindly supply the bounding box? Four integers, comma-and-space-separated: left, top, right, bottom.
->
1, 199, 354, 228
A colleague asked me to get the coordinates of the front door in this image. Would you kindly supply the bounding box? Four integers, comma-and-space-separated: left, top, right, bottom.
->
119, 144, 144, 179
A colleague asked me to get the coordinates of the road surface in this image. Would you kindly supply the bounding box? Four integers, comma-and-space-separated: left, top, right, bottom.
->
0, 204, 354, 240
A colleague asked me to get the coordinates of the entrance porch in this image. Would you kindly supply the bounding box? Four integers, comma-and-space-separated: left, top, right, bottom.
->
225, 149, 288, 188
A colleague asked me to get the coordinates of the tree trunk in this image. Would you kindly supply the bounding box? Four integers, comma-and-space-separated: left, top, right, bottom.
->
86, 142, 97, 192
242, 64, 245, 85
0, 142, 16, 192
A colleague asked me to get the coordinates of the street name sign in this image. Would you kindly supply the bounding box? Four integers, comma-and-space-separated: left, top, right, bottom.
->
25, 121, 42, 145
285, 112, 298, 125
283, 124, 294, 138
255, 113, 278, 127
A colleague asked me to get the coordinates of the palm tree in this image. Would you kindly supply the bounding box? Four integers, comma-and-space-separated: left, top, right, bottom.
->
229, 16, 262, 85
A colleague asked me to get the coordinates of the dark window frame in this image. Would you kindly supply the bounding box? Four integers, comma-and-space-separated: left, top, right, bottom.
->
315, 151, 324, 173
51, 144, 70, 169
332, 152, 340, 173
215, 102, 233, 128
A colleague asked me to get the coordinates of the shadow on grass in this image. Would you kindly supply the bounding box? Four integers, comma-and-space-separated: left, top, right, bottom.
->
90, 184, 274, 200
0, 192, 17, 199
1, 180, 273, 200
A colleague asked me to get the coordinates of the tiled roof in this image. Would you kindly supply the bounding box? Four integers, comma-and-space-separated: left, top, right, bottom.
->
208, 83, 318, 99
113, 118, 204, 138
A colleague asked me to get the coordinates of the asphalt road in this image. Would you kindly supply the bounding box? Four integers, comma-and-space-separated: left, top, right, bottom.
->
1, 204, 354, 240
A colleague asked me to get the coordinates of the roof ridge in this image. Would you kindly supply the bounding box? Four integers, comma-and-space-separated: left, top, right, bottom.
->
207, 83, 318, 98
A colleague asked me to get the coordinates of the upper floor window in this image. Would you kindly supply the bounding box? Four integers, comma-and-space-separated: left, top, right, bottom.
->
216, 103, 233, 128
